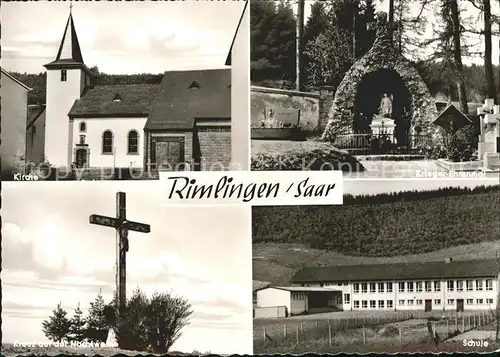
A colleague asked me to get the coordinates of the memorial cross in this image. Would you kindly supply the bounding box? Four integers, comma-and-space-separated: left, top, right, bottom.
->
89, 192, 151, 315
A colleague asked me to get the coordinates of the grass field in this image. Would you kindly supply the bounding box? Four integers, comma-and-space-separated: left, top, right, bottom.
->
254, 310, 497, 353
253, 240, 500, 285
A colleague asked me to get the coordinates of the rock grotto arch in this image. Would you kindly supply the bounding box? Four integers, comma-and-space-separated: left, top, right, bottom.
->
322, 13, 439, 142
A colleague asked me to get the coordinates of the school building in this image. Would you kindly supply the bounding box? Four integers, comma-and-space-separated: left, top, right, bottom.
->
254, 259, 499, 318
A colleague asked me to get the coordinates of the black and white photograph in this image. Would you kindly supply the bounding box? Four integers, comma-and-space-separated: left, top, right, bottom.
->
1, 0, 250, 181
250, 0, 500, 178
1, 181, 252, 356
252, 177, 500, 353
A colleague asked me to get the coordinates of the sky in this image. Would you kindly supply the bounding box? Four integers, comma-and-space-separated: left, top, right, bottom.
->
343, 177, 500, 195
1, 181, 252, 355
1, 1, 245, 74
297, 0, 500, 65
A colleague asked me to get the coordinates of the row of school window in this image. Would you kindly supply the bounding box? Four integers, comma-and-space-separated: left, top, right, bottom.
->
352, 279, 493, 294
353, 300, 394, 309
352, 298, 494, 309
78, 122, 139, 154
397, 298, 494, 306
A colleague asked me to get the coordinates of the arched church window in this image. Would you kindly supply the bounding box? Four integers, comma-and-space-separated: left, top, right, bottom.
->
80, 122, 86, 132
102, 130, 114, 154
61, 70, 67, 82
127, 130, 139, 154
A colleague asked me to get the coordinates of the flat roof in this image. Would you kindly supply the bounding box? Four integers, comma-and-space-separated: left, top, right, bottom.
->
260, 286, 342, 293
292, 259, 499, 283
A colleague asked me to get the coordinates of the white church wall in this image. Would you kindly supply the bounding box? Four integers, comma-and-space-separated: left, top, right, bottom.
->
0, 72, 28, 174
72, 117, 147, 168
45, 68, 84, 167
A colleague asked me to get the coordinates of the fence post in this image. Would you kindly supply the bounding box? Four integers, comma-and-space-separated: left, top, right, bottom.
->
296, 325, 299, 344
284, 324, 287, 338
300, 322, 304, 335
329, 324, 332, 346
399, 325, 402, 345
446, 319, 449, 335
263, 326, 266, 342
455, 317, 458, 332
363, 325, 366, 346
462, 316, 465, 333
474, 314, 476, 328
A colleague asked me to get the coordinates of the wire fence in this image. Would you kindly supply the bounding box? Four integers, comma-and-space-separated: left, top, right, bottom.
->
254, 310, 496, 351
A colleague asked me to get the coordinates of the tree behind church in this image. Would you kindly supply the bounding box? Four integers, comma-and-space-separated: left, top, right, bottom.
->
41, 303, 71, 343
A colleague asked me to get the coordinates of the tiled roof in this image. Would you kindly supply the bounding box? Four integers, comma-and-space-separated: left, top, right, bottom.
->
292, 259, 499, 283
68, 84, 160, 118
259, 286, 343, 293
145, 68, 231, 130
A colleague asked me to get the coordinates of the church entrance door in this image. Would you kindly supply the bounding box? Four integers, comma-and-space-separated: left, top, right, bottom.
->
75, 148, 87, 168
152, 137, 185, 171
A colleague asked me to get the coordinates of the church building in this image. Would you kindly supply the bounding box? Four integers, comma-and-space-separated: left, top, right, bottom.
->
29, 5, 246, 176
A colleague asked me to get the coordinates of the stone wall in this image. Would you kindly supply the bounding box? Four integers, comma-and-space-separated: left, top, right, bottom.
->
251, 86, 335, 133
197, 127, 231, 170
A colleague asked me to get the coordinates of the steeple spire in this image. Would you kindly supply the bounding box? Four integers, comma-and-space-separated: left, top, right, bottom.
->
54, 8, 84, 64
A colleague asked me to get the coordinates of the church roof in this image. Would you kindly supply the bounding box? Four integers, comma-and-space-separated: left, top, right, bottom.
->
225, 0, 248, 66
44, 12, 91, 74
68, 84, 160, 118
145, 68, 231, 130
54, 13, 83, 63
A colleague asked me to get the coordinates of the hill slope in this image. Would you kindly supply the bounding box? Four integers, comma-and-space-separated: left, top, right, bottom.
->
253, 186, 500, 257
253, 240, 500, 286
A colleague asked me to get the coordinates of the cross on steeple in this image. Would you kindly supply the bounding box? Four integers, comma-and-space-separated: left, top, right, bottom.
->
69, 1, 73, 13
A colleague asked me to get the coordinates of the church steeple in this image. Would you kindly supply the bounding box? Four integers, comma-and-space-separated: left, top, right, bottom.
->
54, 11, 84, 64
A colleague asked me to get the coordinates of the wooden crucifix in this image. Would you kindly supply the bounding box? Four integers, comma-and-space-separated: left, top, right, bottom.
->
89, 192, 151, 315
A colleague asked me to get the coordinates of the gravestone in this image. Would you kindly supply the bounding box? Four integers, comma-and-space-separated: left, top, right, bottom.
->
477, 99, 500, 171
